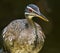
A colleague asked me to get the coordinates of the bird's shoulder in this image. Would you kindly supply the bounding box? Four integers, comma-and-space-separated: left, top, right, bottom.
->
2, 19, 28, 35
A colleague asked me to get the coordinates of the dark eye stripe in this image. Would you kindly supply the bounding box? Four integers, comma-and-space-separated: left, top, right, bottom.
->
28, 8, 32, 12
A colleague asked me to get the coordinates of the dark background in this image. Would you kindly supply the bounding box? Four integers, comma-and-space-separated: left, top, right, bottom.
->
0, 0, 60, 53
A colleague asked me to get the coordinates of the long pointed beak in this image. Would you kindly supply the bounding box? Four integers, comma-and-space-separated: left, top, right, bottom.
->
36, 14, 49, 22
25, 12, 49, 22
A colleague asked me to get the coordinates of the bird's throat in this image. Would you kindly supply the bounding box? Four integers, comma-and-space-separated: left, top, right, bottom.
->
26, 16, 35, 28
26, 16, 37, 36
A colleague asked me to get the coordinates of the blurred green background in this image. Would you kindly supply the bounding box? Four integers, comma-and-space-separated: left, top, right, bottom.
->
0, 0, 60, 53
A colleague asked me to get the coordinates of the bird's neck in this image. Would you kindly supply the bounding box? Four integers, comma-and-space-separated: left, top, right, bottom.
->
26, 16, 35, 28
26, 15, 37, 35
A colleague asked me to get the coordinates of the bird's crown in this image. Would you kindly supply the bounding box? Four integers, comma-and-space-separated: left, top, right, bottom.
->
25, 4, 41, 15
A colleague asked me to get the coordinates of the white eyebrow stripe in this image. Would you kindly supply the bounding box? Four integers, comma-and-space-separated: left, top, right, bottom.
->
27, 6, 39, 14
27, 6, 34, 10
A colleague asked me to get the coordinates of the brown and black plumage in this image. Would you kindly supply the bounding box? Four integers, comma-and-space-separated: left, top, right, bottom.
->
2, 4, 49, 53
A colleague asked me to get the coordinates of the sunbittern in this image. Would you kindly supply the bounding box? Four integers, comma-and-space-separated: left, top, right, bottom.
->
2, 4, 49, 53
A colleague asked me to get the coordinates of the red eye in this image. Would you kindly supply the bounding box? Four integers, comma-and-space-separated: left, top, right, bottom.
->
28, 9, 32, 12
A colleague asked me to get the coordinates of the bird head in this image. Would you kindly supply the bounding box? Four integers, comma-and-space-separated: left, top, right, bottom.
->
25, 4, 49, 22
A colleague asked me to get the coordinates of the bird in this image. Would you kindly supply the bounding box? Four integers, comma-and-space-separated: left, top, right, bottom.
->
2, 4, 49, 53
